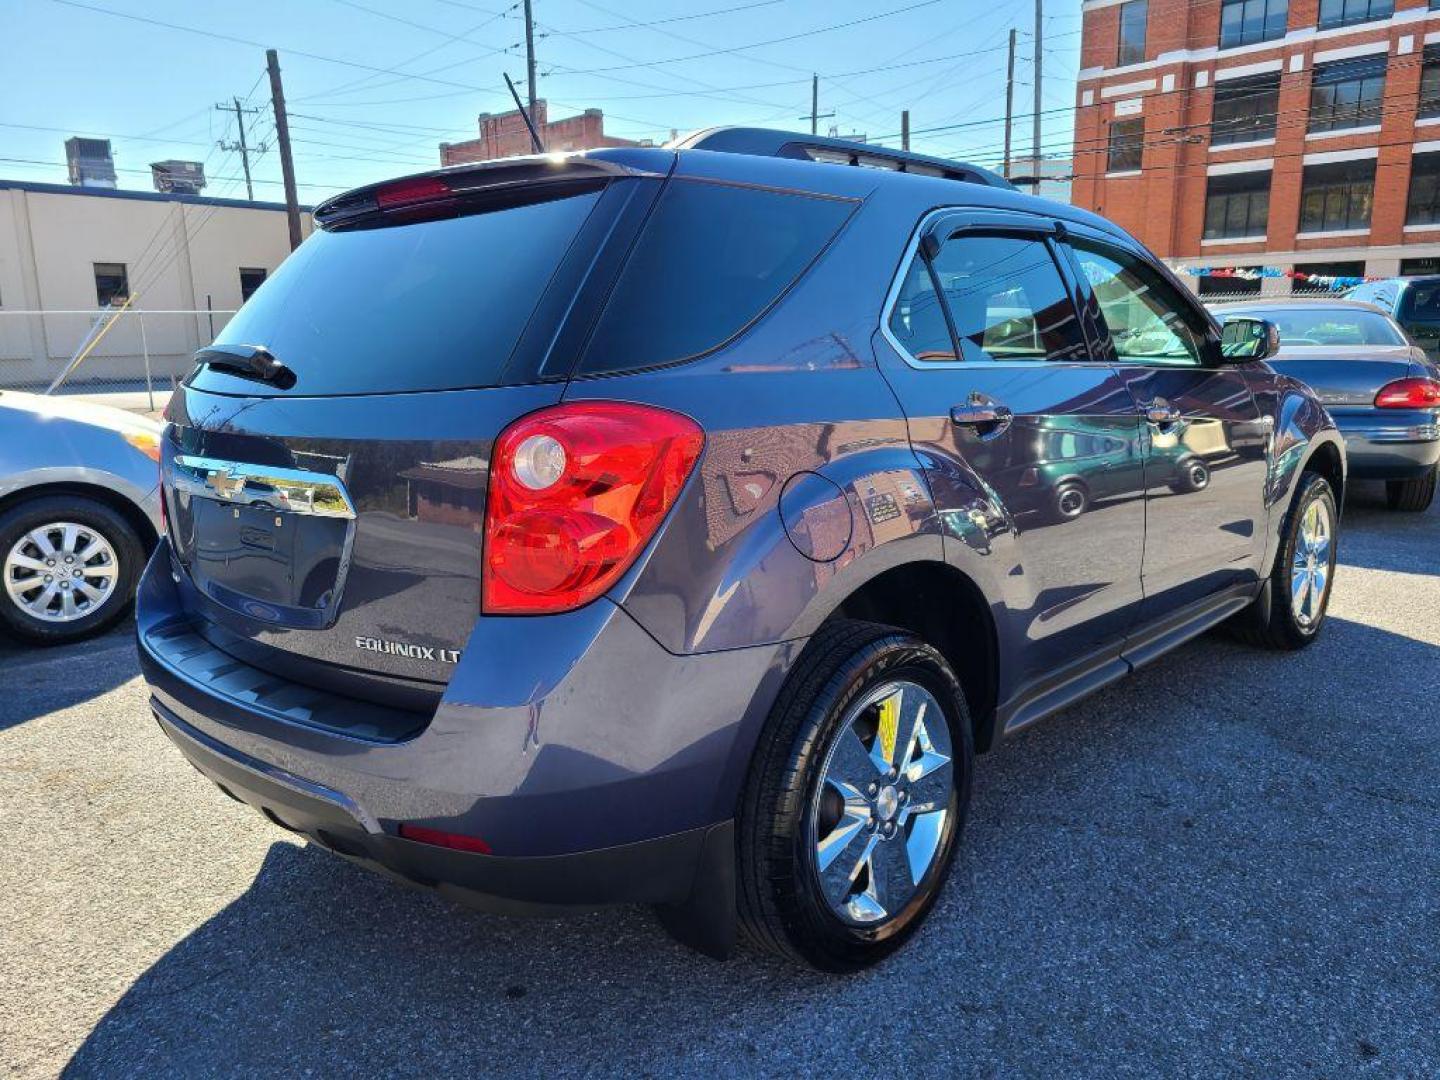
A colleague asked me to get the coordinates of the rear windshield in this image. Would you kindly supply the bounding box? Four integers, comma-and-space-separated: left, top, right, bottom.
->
1406, 283, 1440, 321
1240, 307, 1404, 346
190, 188, 603, 395
579, 179, 856, 375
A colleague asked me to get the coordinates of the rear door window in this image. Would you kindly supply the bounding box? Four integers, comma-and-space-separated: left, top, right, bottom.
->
578, 179, 856, 375
887, 231, 1087, 363
191, 187, 605, 396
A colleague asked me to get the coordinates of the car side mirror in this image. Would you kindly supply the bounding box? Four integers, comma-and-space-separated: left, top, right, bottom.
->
1219, 316, 1280, 362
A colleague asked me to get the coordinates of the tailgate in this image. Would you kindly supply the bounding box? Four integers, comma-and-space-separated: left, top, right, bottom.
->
164, 383, 563, 685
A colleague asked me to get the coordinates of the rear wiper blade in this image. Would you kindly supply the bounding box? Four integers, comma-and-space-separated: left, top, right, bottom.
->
196, 344, 296, 389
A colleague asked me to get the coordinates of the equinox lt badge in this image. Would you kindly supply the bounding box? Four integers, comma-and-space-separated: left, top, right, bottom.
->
355, 636, 461, 664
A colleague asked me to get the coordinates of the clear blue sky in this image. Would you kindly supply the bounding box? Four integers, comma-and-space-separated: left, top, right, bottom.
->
3, 0, 1082, 205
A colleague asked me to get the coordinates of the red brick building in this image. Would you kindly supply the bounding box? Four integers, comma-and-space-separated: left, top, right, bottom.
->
1073, 0, 1440, 295
439, 101, 644, 166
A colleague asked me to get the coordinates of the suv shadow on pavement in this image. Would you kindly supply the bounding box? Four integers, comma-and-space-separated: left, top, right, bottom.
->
0, 622, 137, 732
65, 617, 1440, 1077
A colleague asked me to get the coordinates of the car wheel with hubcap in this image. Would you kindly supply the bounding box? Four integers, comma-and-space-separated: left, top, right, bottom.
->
1053, 481, 1088, 521
738, 619, 973, 972
1228, 470, 1337, 650
0, 495, 145, 645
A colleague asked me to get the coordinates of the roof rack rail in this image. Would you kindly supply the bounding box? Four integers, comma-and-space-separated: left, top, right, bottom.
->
670, 127, 1016, 191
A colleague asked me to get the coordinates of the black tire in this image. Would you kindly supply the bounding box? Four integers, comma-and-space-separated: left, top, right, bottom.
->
1228, 471, 1337, 651
1169, 457, 1210, 494
1053, 481, 1089, 522
0, 494, 145, 646
737, 619, 974, 972
1385, 468, 1437, 512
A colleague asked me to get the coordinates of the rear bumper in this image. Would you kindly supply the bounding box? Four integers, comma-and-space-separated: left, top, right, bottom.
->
153, 699, 719, 913
136, 543, 796, 912
1332, 413, 1440, 480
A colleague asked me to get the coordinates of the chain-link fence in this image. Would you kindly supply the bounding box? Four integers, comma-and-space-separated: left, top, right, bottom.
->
0, 307, 236, 415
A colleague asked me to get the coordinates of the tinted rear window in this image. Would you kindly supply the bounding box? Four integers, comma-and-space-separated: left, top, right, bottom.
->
1406, 283, 1440, 321
191, 188, 602, 395
579, 179, 855, 375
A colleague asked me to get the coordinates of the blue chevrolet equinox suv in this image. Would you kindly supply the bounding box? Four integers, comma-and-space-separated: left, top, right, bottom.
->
136, 129, 1345, 971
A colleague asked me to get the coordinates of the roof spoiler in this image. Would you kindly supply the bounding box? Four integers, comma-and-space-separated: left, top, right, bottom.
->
669, 127, 1016, 191
313, 153, 668, 229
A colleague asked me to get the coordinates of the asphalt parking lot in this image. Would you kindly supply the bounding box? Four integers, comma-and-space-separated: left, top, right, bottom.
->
3, 482, 1438, 1078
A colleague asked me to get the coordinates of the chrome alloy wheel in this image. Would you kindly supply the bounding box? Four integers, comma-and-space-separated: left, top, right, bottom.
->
3, 522, 119, 623
1290, 497, 1332, 629
808, 679, 954, 925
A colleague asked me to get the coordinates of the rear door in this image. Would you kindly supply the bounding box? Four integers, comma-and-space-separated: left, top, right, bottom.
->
877, 209, 1147, 700
1061, 233, 1270, 623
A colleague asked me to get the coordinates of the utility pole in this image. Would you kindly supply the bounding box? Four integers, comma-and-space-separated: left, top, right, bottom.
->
802, 75, 834, 137
215, 97, 264, 201
1033, 0, 1043, 167
266, 49, 302, 251
901, 110, 910, 151
1004, 28, 1017, 178
523, 0, 538, 121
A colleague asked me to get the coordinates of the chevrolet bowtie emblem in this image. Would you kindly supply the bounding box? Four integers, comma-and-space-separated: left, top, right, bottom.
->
205, 467, 247, 499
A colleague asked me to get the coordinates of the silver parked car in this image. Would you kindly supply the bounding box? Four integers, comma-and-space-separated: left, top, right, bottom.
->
1211, 298, 1440, 511
0, 392, 162, 644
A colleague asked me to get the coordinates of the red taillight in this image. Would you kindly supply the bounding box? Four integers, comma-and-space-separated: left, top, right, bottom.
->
375, 175, 452, 210
397, 823, 492, 854
1375, 377, 1440, 408
482, 401, 704, 614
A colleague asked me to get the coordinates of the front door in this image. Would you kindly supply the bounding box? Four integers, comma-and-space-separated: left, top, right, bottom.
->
1061, 235, 1270, 621
876, 211, 1147, 713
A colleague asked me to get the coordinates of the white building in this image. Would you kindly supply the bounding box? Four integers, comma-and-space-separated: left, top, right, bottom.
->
0, 179, 312, 391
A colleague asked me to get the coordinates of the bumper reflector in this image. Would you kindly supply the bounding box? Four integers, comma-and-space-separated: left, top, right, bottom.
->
398, 823, 492, 855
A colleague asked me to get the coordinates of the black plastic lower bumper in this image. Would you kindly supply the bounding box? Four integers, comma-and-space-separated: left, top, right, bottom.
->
153, 699, 728, 918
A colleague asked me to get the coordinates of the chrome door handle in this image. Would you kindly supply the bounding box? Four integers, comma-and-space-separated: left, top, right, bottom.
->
950, 395, 1014, 438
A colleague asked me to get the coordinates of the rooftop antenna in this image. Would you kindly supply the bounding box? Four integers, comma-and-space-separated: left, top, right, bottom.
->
505, 72, 546, 153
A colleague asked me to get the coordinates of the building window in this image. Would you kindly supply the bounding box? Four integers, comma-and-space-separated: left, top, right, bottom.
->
239, 267, 267, 302
1317, 0, 1393, 29
1219, 0, 1288, 48
1309, 56, 1387, 133
1108, 118, 1144, 172
93, 263, 128, 307
1401, 257, 1440, 275
1406, 152, 1440, 227
1292, 261, 1366, 292
1196, 271, 1262, 296
1420, 46, 1440, 119
1212, 73, 1281, 145
1204, 171, 1271, 238
1117, 0, 1147, 66
1299, 159, 1376, 232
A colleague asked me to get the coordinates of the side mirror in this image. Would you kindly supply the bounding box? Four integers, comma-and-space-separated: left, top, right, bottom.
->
1219, 316, 1280, 362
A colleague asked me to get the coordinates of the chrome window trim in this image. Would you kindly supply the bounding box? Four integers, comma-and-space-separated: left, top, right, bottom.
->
878, 207, 1111, 371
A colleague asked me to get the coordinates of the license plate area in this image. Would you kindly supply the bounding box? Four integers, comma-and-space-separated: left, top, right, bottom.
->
187, 499, 352, 628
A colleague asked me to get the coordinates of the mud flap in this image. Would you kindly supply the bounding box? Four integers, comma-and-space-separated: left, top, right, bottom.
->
653, 820, 736, 959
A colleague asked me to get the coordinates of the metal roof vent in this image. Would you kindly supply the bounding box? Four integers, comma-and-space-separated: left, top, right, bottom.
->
150, 160, 207, 195
65, 137, 117, 188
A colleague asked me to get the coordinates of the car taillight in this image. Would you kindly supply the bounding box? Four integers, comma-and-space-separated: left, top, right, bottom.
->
1375, 377, 1440, 408
482, 401, 704, 614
